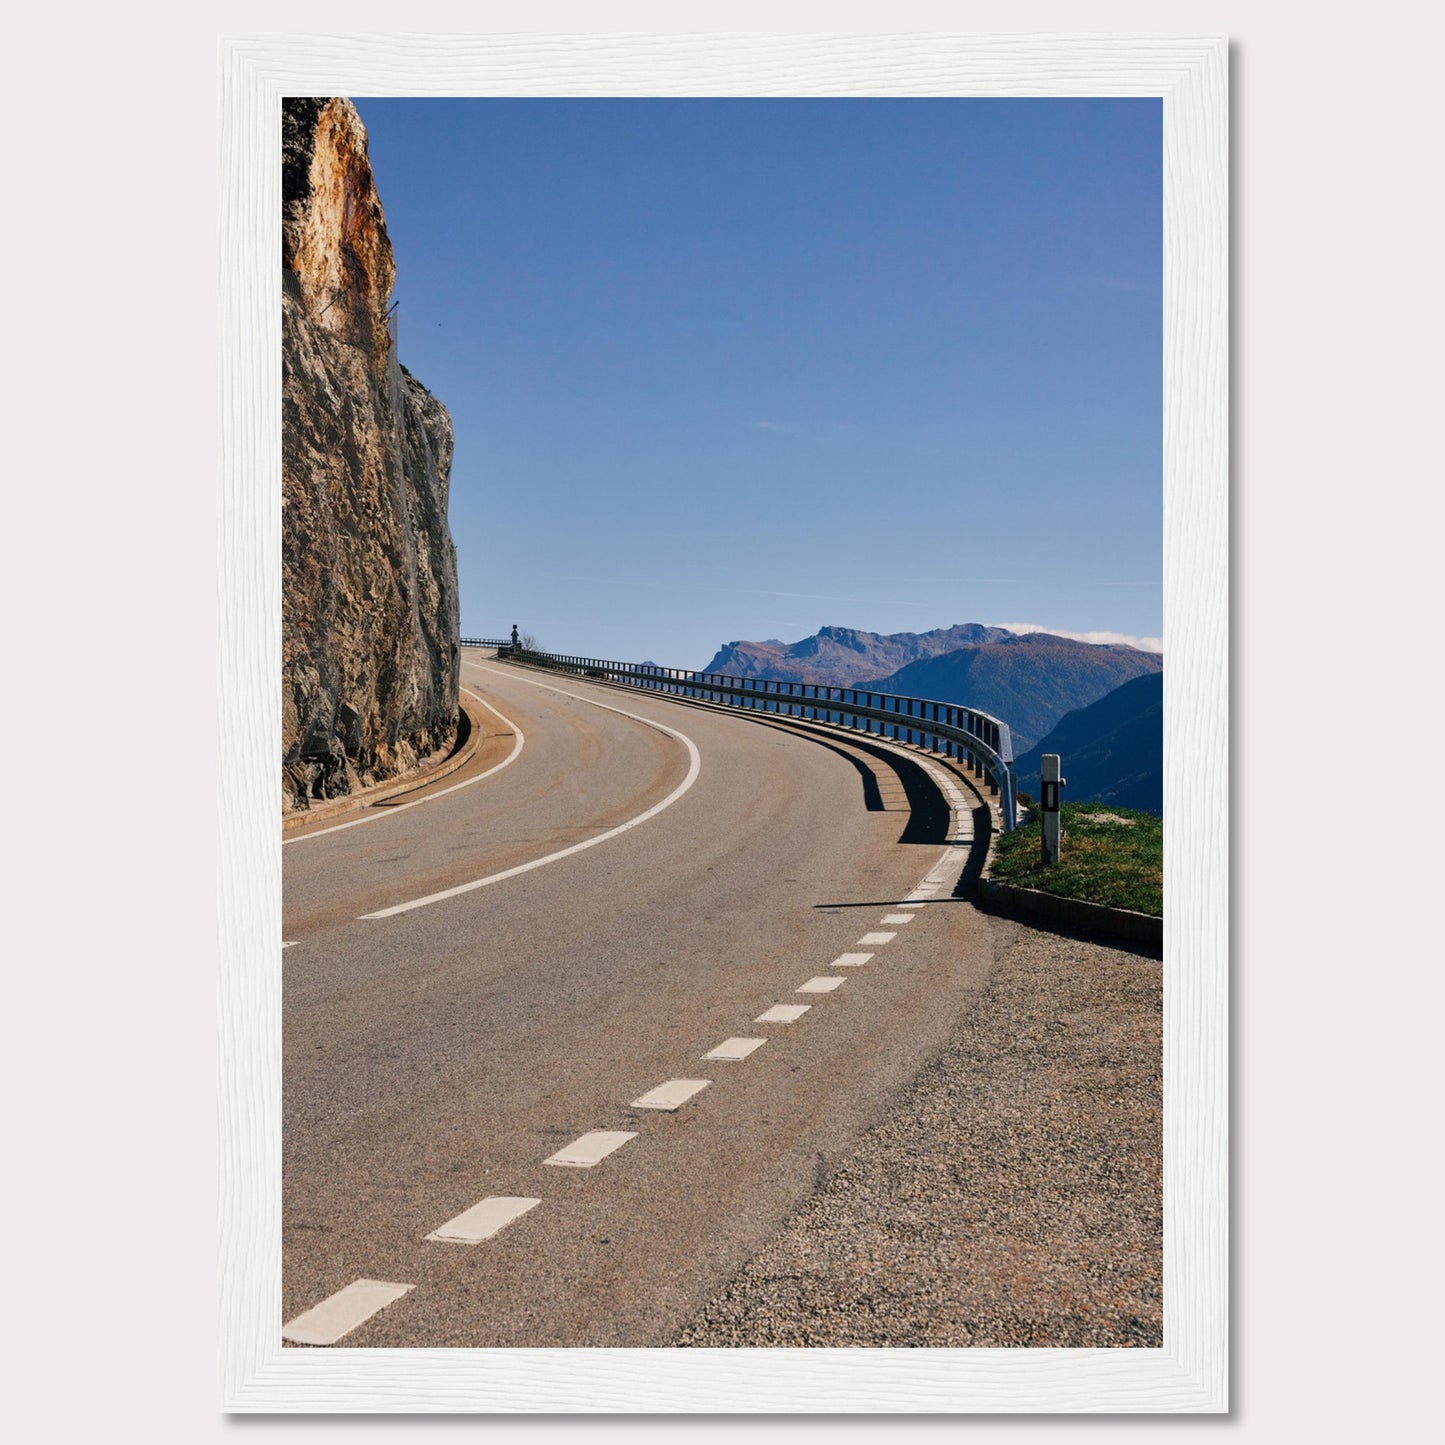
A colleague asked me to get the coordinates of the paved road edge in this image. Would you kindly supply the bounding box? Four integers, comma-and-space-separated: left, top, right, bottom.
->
281, 692, 486, 834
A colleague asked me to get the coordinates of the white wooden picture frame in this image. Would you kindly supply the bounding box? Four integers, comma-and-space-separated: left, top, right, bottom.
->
219, 31, 1227, 1413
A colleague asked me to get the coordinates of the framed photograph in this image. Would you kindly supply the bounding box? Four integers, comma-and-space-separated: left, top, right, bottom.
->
220, 31, 1226, 1412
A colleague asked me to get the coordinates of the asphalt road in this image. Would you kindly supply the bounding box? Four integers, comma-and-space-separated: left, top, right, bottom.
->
281, 648, 1003, 1347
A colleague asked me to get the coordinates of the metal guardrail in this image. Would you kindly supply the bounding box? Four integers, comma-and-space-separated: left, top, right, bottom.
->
460, 638, 1017, 829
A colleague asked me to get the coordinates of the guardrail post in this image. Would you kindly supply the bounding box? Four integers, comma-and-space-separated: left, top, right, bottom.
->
1041, 754, 1066, 865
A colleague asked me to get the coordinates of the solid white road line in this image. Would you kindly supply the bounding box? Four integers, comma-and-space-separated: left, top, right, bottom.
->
797, 976, 846, 993
631, 1079, 711, 1111
282, 1279, 413, 1346
756, 1004, 811, 1023
830, 952, 874, 968
545, 1130, 638, 1168
856, 931, 896, 946
881, 913, 916, 924
284, 689, 525, 847
704, 1037, 767, 1060
425, 1195, 540, 1244
359, 672, 702, 920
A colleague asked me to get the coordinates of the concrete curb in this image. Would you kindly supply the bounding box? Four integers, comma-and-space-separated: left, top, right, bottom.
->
281, 694, 485, 833
973, 876, 1163, 947
957, 752, 1161, 948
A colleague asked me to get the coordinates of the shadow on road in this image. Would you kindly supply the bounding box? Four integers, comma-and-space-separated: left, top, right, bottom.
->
738, 713, 952, 844
952, 802, 994, 898
890, 752, 952, 846
786, 733, 885, 812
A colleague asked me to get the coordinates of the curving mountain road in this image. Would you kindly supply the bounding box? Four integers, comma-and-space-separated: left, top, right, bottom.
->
281, 647, 1003, 1347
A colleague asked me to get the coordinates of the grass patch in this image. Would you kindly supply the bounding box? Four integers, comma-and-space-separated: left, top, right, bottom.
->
990, 802, 1162, 916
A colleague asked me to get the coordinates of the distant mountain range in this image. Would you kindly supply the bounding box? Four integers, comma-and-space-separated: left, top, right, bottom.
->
869, 633, 1161, 754
700, 624, 1161, 754
1013, 671, 1163, 815
702, 624, 1012, 688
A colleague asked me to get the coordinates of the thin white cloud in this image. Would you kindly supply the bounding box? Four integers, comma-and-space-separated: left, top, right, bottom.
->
992, 621, 1163, 654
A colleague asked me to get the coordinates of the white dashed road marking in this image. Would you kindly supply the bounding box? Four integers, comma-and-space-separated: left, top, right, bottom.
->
282, 1279, 413, 1346
545, 1131, 638, 1168
704, 1037, 767, 1060
425, 1196, 540, 1244
282, 695, 994, 1342
631, 1079, 711, 1111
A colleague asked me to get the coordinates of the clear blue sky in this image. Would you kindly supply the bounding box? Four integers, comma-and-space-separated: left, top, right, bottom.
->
351, 98, 1162, 667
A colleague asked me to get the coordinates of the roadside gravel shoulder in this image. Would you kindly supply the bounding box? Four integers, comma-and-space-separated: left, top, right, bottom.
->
673, 916, 1163, 1348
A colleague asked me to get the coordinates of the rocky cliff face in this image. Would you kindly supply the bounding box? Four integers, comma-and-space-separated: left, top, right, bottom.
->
282, 98, 460, 811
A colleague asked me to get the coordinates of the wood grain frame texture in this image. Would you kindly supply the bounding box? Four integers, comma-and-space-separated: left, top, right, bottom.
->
218, 31, 1227, 1413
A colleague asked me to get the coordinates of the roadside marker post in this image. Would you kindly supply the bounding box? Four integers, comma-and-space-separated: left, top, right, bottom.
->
1041, 753, 1066, 866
